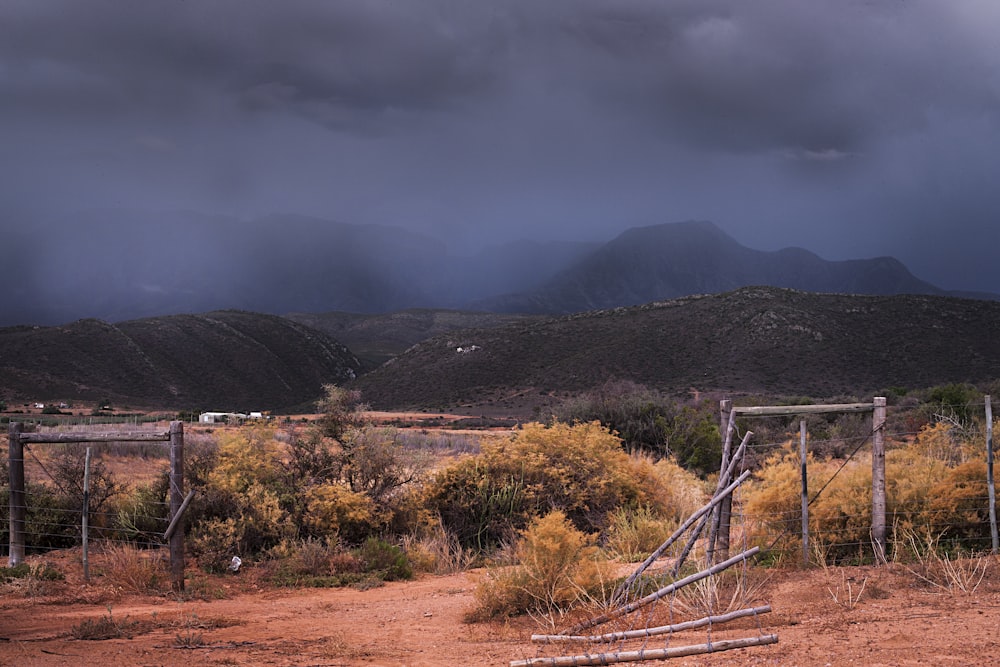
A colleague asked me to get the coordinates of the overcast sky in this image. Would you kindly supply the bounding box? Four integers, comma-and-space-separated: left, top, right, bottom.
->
2, 0, 999, 292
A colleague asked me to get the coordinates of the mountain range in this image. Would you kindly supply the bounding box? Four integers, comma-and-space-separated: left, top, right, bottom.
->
3, 211, 991, 327
4, 212, 1000, 413
473, 221, 978, 313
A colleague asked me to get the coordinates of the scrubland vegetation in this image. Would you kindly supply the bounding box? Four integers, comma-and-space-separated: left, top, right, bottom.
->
3, 382, 999, 625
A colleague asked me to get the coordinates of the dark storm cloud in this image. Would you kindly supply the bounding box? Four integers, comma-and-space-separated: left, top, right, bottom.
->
1, 0, 999, 295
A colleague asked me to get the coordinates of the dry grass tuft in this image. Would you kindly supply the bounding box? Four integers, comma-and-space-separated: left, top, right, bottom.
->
100, 543, 168, 594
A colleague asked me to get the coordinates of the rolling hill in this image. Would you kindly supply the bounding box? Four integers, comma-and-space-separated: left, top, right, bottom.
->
0, 311, 361, 410
351, 287, 1000, 411
284, 309, 543, 369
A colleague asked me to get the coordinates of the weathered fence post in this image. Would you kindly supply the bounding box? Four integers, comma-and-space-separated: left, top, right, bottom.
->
8, 422, 26, 567
83, 447, 92, 582
986, 395, 997, 555
871, 397, 887, 562
714, 400, 734, 563
168, 421, 185, 591
800, 419, 809, 567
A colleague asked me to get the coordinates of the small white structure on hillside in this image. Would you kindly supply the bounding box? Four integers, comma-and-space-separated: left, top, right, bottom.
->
199, 411, 248, 424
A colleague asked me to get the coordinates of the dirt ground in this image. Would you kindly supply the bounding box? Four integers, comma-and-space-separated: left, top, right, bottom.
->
3, 550, 1000, 666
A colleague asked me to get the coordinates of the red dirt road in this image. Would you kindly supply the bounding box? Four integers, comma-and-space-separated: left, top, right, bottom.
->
3, 556, 1000, 666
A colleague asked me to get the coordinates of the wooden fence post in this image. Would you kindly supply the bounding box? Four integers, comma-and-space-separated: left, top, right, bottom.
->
8, 422, 26, 567
871, 397, 887, 562
168, 421, 185, 591
800, 419, 809, 567
986, 395, 997, 555
83, 447, 92, 582
715, 400, 734, 563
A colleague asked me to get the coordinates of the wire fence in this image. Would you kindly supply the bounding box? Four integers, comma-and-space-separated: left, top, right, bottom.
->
0, 422, 178, 568
4, 398, 998, 568
731, 396, 998, 564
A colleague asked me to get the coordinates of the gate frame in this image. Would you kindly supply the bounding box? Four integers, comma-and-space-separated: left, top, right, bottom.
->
718, 399, 886, 564
7, 421, 186, 590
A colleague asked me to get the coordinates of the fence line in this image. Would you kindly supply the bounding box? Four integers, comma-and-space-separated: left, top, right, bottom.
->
5, 421, 187, 591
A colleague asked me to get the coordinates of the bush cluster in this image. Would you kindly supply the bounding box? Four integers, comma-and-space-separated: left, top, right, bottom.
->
744, 420, 1000, 562
469, 510, 615, 621
424, 420, 699, 553
554, 380, 722, 475
186, 416, 426, 572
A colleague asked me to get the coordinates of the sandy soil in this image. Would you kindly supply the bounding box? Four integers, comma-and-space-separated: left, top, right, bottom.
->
3, 550, 1000, 666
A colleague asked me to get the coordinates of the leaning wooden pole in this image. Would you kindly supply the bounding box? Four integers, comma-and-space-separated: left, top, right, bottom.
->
566, 546, 760, 635
533, 605, 772, 644
709, 403, 736, 563
511, 634, 779, 667
672, 432, 752, 577
613, 469, 751, 601
168, 421, 185, 591
7, 422, 26, 567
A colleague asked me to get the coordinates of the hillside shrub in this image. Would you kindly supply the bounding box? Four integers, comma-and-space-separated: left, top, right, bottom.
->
667, 406, 723, 475
925, 383, 980, 424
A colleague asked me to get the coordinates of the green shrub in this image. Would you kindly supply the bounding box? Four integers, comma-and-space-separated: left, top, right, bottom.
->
114, 474, 170, 544
666, 406, 723, 476
555, 380, 672, 456
0, 561, 63, 583
554, 381, 722, 476
266, 536, 411, 588
357, 537, 412, 581
70, 606, 139, 640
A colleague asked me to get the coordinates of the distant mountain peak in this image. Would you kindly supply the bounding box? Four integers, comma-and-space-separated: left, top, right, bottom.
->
474, 220, 951, 314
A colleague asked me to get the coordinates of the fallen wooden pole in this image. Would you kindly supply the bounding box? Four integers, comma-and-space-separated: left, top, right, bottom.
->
532, 605, 771, 644
565, 546, 760, 634
613, 469, 752, 601
511, 634, 778, 666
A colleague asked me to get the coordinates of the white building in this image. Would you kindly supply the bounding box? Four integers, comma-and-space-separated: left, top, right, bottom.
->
199, 411, 248, 424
